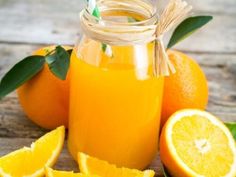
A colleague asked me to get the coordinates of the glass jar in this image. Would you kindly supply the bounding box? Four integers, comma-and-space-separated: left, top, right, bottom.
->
68, 0, 163, 170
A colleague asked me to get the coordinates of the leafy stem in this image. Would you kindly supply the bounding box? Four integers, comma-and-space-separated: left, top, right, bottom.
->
0, 46, 72, 99
167, 16, 213, 49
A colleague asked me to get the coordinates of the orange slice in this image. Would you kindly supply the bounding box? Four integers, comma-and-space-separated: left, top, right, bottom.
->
160, 109, 236, 177
0, 126, 65, 177
45, 167, 100, 177
78, 152, 155, 177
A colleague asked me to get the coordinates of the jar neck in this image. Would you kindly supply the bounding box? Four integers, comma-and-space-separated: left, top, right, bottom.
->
80, 0, 158, 46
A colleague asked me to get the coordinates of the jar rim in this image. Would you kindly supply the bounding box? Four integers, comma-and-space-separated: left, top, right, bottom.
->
80, 0, 158, 45
84, 0, 158, 26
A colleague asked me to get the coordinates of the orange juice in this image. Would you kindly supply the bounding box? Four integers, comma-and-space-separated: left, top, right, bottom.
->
68, 39, 164, 169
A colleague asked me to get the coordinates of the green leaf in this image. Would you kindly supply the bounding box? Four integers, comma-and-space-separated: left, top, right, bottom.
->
127, 17, 140, 22
101, 43, 107, 53
225, 122, 236, 140
167, 16, 213, 49
67, 49, 73, 56
162, 165, 172, 177
45, 45, 70, 80
0, 56, 45, 98
92, 6, 101, 18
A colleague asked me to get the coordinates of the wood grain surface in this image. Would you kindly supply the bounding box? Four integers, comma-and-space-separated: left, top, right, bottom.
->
0, 0, 235, 176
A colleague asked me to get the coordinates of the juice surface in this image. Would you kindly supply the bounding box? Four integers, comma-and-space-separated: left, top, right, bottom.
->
68, 39, 164, 169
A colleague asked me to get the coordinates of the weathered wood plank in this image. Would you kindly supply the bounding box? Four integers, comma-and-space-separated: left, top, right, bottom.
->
0, 0, 81, 45
0, 138, 163, 176
156, 0, 236, 15
0, 44, 43, 76
0, 43, 236, 73
1, 91, 235, 139
0, 0, 235, 52
173, 14, 236, 53
0, 43, 235, 138
0, 93, 48, 138
187, 52, 236, 67
0, 0, 235, 176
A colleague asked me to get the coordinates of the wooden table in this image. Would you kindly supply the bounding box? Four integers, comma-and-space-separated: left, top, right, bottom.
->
0, 0, 235, 176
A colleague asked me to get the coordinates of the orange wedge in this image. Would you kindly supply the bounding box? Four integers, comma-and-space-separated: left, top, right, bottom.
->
160, 109, 236, 177
45, 167, 100, 177
0, 126, 65, 177
78, 152, 155, 177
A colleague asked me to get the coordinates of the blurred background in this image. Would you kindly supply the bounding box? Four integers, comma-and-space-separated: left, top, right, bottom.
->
0, 0, 235, 174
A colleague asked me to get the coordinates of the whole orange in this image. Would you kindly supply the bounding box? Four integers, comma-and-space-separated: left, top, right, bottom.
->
17, 46, 71, 129
161, 50, 208, 126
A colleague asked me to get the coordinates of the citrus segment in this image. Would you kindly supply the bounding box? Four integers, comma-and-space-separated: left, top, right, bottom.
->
45, 167, 100, 177
160, 109, 236, 177
0, 126, 65, 177
78, 152, 155, 177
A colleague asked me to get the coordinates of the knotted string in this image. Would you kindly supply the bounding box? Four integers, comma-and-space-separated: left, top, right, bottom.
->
154, 0, 192, 76
80, 0, 192, 76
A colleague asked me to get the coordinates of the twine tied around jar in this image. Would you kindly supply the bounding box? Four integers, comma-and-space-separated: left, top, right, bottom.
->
154, 0, 192, 76
80, 0, 192, 76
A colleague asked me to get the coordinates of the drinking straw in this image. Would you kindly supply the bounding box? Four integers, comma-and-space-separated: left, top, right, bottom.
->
87, 0, 113, 57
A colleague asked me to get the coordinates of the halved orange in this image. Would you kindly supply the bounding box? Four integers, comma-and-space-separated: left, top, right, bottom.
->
160, 109, 236, 177
78, 152, 155, 177
0, 126, 65, 177
45, 167, 100, 177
